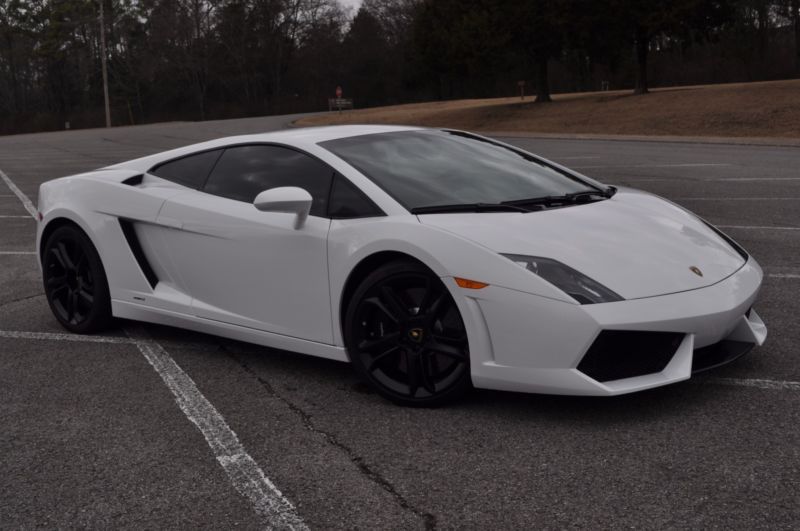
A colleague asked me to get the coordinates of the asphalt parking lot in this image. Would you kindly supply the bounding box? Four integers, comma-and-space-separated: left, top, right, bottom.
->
1, 116, 798, 529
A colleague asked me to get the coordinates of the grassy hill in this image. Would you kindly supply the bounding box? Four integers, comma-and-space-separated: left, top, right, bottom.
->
295, 79, 800, 138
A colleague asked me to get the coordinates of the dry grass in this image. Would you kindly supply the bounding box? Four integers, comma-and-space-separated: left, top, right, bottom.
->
295, 79, 800, 138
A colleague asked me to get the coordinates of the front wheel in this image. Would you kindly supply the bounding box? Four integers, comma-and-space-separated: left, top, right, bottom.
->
345, 260, 471, 407
42, 224, 113, 333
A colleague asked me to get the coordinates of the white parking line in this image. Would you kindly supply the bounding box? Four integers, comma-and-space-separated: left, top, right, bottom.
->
675, 197, 800, 201
0, 215, 35, 218
0, 169, 37, 217
708, 377, 800, 391
619, 177, 800, 182
715, 177, 800, 182
0, 166, 307, 528
0, 329, 134, 344
0, 251, 36, 255
125, 326, 308, 530
767, 273, 800, 279
574, 163, 732, 169
718, 225, 800, 231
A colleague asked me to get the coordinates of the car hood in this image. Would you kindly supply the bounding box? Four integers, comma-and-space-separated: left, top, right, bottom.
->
418, 189, 746, 300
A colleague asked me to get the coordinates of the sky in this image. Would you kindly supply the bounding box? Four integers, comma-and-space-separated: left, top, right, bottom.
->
339, 0, 363, 10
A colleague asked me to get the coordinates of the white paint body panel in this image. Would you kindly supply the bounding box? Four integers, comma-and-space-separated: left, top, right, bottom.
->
157, 190, 333, 343
419, 188, 746, 299
35, 126, 767, 396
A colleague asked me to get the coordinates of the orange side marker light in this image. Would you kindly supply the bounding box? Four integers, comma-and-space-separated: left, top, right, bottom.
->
454, 277, 489, 290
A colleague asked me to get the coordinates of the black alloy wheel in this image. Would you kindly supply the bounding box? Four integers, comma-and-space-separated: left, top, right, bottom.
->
346, 260, 471, 406
43, 225, 112, 333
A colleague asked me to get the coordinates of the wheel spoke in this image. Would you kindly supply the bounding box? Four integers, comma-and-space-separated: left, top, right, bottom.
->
50, 246, 67, 269
367, 346, 401, 372
47, 274, 67, 287
75, 252, 87, 271
405, 351, 420, 396
78, 288, 94, 306
423, 293, 446, 325
380, 286, 409, 322
417, 277, 434, 312
51, 284, 69, 297
419, 353, 437, 395
361, 297, 399, 324
58, 242, 76, 271
358, 332, 400, 354
427, 339, 466, 361
66, 290, 76, 321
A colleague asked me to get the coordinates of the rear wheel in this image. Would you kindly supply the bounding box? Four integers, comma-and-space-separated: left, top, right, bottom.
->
42, 224, 112, 333
345, 260, 471, 407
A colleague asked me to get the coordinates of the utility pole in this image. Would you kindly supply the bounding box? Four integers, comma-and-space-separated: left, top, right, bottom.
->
98, 0, 111, 127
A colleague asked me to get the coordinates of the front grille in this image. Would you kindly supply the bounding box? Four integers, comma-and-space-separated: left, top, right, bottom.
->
692, 340, 754, 373
578, 330, 684, 383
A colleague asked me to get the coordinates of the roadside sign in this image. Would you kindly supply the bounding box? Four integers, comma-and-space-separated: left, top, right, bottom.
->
335, 86, 343, 99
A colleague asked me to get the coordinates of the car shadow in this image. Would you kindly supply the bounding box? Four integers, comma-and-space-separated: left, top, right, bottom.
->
127, 319, 732, 428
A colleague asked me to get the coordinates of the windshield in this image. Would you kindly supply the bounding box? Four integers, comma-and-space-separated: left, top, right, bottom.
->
319, 130, 595, 211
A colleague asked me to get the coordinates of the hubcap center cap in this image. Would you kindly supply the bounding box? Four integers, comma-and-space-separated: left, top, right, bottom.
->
408, 328, 424, 343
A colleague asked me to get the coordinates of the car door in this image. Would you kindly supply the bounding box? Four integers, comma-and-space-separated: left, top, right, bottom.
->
156, 144, 335, 344
116, 150, 226, 315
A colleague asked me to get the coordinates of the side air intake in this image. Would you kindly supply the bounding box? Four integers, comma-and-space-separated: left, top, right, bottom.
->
121, 174, 144, 186
119, 219, 159, 289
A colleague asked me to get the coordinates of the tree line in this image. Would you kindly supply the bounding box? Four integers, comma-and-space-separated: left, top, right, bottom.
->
0, 0, 798, 134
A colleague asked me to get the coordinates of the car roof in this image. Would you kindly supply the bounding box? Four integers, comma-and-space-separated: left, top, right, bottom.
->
260, 124, 425, 143
106, 125, 427, 172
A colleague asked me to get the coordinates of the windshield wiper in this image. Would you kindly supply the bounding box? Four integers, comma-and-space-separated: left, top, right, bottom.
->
410, 202, 536, 215
502, 187, 616, 208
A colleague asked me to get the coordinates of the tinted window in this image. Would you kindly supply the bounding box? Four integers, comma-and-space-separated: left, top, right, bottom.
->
150, 149, 223, 189
320, 130, 591, 211
328, 174, 384, 219
204, 145, 333, 217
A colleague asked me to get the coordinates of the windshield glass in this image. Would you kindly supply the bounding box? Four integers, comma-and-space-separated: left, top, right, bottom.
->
319, 130, 594, 211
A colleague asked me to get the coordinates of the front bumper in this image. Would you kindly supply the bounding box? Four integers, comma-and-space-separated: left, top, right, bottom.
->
458, 259, 766, 396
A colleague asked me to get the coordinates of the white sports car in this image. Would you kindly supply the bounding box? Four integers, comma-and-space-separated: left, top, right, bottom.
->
36, 125, 767, 406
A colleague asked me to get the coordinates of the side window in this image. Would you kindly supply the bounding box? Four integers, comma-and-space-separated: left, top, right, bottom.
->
328, 173, 385, 219
150, 149, 223, 189
204, 145, 333, 217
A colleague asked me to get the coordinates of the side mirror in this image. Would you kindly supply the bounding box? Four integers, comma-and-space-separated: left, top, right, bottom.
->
253, 187, 313, 229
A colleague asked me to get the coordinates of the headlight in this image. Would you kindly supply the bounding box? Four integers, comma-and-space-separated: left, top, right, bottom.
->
501, 254, 623, 304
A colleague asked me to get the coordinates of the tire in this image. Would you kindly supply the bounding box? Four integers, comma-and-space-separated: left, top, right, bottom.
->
345, 260, 471, 407
42, 224, 113, 333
